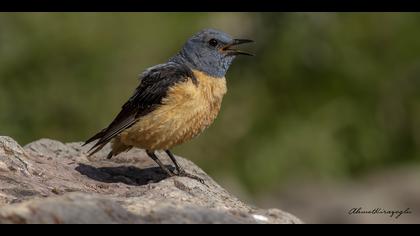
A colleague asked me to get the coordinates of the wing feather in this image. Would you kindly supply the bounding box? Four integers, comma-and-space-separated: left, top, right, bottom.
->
83, 62, 195, 155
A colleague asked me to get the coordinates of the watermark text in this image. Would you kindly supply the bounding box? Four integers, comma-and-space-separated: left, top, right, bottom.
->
348, 207, 412, 219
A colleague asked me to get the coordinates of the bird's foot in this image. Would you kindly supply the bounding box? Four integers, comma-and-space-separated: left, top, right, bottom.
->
175, 170, 207, 187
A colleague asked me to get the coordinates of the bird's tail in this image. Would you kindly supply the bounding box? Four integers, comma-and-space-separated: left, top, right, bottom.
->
83, 129, 108, 157
82, 129, 106, 147
84, 134, 132, 159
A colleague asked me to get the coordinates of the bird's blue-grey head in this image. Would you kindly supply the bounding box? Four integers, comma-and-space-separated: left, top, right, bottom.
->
170, 29, 254, 78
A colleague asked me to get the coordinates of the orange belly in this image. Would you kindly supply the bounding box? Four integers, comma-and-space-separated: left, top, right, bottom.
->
118, 70, 227, 151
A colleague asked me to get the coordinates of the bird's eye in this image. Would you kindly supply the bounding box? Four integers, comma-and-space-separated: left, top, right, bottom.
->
208, 39, 218, 47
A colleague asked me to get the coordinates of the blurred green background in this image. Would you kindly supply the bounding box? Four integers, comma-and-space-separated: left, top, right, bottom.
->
1, 13, 419, 223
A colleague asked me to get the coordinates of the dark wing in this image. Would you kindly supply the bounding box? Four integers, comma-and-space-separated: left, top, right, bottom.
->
83, 62, 196, 155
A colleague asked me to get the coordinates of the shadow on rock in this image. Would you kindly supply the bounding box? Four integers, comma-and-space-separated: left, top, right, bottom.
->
75, 163, 175, 186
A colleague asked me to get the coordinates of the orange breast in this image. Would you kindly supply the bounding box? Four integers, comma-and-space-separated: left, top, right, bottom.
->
119, 70, 227, 151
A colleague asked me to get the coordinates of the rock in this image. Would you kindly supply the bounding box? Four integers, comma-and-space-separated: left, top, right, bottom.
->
0, 136, 31, 176
0, 136, 302, 224
0, 193, 142, 224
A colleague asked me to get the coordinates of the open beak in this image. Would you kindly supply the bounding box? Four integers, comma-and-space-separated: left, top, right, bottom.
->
222, 39, 254, 56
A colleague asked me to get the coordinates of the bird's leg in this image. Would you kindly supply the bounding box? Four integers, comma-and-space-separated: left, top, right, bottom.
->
165, 149, 184, 174
146, 150, 174, 177
165, 150, 206, 185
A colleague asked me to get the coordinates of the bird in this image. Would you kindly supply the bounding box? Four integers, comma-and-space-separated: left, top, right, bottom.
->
83, 28, 253, 183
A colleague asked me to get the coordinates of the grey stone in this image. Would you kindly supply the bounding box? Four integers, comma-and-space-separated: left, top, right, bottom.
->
0, 136, 302, 224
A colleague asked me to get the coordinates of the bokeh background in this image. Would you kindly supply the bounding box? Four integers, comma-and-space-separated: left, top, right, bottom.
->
0, 13, 419, 223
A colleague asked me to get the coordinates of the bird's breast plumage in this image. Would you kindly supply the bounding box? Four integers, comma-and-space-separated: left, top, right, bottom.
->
119, 69, 227, 150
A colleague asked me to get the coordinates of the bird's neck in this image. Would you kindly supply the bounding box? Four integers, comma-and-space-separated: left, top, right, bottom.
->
169, 51, 229, 79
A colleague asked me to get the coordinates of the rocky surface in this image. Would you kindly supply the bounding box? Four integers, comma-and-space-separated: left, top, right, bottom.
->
0, 136, 302, 224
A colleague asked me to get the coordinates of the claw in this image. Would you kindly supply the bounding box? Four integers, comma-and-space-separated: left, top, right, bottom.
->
177, 170, 208, 187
